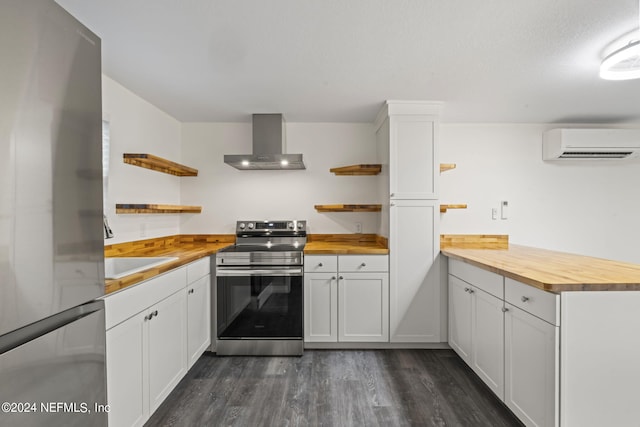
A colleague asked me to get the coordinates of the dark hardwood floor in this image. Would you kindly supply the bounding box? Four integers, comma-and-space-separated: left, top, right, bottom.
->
145, 349, 523, 427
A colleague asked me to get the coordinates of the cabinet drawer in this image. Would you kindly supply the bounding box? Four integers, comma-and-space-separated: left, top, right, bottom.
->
187, 257, 210, 284
104, 266, 187, 330
304, 255, 337, 273
338, 255, 389, 272
449, 259, 503, 299
505, 278, 559, 326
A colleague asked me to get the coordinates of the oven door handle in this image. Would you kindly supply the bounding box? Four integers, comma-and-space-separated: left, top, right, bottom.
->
216, 268, 303, 277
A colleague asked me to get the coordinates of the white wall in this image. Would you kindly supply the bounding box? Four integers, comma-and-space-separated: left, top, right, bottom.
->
180, 122, 379, 235
102, 76, 182, 244
440, 124, 640, 264
102, 80, 640, 265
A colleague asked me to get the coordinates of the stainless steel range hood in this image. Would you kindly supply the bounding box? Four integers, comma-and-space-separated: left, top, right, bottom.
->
224, 114, 306, 170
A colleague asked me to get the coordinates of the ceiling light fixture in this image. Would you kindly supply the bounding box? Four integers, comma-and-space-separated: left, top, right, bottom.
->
600, 2, 640, 80
600, 40, 640, 80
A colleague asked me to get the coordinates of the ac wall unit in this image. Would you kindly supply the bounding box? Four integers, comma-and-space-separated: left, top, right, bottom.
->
542, 128, 640, 160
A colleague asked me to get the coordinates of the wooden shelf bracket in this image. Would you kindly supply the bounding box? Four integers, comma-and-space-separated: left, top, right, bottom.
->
440, 163, 457, 173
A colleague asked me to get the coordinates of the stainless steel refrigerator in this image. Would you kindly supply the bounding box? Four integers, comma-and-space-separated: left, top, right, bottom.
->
0, 1, 107, 426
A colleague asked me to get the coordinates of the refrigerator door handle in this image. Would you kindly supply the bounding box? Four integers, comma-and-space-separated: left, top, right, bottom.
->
0, 300, 104, 355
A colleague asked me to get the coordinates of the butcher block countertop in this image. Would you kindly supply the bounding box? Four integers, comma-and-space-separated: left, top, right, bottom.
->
104, 233, 388, 294
442, 244, 640, 292
104, 235, 233, 295
303, 234, 389, 255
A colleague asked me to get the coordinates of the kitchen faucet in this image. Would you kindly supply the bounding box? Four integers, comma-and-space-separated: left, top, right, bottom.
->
103, 215, 114, 239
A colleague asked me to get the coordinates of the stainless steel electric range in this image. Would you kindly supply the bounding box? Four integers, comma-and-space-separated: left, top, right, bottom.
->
215, 220, 306, 356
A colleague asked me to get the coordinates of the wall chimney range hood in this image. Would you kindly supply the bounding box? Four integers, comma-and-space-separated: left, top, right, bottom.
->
224, 114, 305, 170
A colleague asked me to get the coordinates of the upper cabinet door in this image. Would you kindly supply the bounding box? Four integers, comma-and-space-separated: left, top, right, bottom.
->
389, 115, 438, 200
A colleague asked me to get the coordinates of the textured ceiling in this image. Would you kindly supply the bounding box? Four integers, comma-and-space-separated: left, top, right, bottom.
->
56, 0, 640, 123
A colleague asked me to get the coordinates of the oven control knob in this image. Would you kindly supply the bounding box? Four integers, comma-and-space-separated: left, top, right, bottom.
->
239, 222, 246, 230
287, 222, 294, 229
297, 222, 305, 229
247, 223, 254, 229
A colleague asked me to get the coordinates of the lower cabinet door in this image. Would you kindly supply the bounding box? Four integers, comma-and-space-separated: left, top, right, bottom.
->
187, 274, 211, 369
448, 275, 472, 364
338, 273, 389, 342
471, 288, 505, 399
389, 200, 440, 343
106, 312, 148, 427
304, 273, 338, 342
148, 289, 187, 413
505, 304, 558, 427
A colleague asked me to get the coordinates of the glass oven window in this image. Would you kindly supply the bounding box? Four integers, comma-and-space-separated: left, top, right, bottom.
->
217, 274, 302, 339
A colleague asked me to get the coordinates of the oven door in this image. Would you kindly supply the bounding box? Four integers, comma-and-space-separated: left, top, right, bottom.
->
216, 267, 303, 340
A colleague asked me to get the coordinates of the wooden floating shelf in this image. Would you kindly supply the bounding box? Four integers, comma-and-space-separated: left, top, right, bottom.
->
330, 164, 382, 176
123, 153, 198, 177
116, 204, 202, 214
314, 204, 382, 213
440, 163, 457, 173
440, 204, 467, 213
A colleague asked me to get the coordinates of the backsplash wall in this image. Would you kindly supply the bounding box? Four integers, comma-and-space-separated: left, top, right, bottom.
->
103, 76, 640, 264
179, 122, 380, 236
102, 76, 182, 244
440, 123, 640, 264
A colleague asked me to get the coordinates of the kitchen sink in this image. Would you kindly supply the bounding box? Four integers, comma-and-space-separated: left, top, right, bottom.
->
104, 257, 179, 279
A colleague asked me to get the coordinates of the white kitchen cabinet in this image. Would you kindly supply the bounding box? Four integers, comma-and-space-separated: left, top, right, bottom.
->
106, 288, 187, 427
389, 200, 440, 342
186, 258, 211, 369
504, 303, 558, 427
304, 273, 338, 342
376, 101, 443, 345
448, 275, 472, 363
104, 257, 212, 427
471, 286, 505, 399
448, 274, 504, 398
187, 274, 210, 369
375, 101, 441, 200
339, 272, 389, 342
304, 255, 388, 343
148, 289, 187, 413
449, 258, 558, 427
105, 310, 147, 427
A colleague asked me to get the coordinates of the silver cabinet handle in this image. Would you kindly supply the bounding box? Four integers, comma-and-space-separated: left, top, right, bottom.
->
464, 287, 470, 293
390, 193, 395, 197
390, 202, 395, 206
521, 296, 530, 303
502, 307, 509, 312
468, 288, 475, 294
360, 262, 366, 268
318, 262, 323, 267
331, 276, 336, 280
339, 276, 344, 280
145, 310, 159, 321
188, 289, 195, 294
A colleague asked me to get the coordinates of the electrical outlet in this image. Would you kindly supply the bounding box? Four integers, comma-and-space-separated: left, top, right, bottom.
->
355, 222, 362, 234
492, 208, 498, 220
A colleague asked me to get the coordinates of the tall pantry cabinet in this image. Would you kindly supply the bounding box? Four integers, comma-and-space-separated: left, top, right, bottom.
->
375, 101, 443, 343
